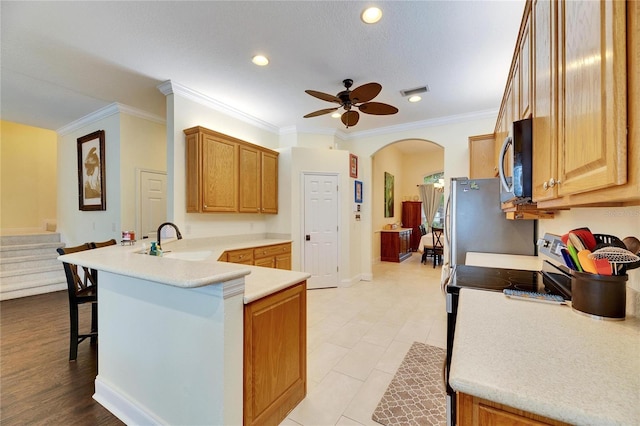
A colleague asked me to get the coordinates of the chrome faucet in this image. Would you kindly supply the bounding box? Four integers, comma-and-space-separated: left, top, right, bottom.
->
157, 222, 183, 251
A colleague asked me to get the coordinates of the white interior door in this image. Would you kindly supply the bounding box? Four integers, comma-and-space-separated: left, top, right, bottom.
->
303, 173, 339, 289
138, 170, 167, 239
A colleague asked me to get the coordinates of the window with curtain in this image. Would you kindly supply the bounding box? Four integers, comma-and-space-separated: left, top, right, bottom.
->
423, 172, 444, 228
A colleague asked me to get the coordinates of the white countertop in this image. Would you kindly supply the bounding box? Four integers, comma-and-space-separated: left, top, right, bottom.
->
57, 237, 310, 304
449, 288, 640, 425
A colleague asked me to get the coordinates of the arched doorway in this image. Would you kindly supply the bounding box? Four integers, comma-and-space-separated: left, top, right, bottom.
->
370, 139, 444, 264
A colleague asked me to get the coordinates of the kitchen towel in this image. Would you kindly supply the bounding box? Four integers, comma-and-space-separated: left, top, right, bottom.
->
372, 342, 446, 426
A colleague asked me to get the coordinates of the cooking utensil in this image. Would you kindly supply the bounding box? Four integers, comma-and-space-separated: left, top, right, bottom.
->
588, 247, 640, 275
569, 232, 586, 252
578, 250, 597, 274
561, 248, 578, 270
623, 236, 640, 254
561, 228, 597, 251
566, 244, 583, 272
593, 258, 612, 275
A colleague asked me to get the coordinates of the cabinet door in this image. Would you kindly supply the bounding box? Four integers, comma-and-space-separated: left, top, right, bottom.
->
202, 134, 238, 212
457, 392, 570, 426
185, 132, 201, 212
239, 145, 261, 213
532, 0, 558, 202
469, 134, 497, 179
557, 0, 627, 196
261, 151, 278, 214
226, 248, 254, 264
254, 257, 275, 268
275, 254, 292, 270
244, 282, 306, 426
520, 17, 532, 119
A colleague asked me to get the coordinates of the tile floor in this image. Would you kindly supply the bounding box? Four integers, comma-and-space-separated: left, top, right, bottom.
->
283, 253, 447, 426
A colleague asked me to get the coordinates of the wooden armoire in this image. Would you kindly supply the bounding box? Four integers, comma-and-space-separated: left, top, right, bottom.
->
401, 201, 423, 251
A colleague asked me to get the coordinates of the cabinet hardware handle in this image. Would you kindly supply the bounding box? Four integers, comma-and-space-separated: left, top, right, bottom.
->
543, 181, 549, 190
548, 178, 561, 188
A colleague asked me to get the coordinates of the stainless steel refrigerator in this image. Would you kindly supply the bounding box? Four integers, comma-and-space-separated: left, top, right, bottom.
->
447, 177, 537, 266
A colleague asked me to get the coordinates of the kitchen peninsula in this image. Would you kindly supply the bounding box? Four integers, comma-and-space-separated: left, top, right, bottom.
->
57, 237, 310, 426
450, 289, 640, 425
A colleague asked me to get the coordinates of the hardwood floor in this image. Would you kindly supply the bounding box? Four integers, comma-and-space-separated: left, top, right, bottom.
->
0, 291, 122, 425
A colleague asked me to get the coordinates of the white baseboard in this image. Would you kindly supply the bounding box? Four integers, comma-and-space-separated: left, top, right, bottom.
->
94, 376, 163, 426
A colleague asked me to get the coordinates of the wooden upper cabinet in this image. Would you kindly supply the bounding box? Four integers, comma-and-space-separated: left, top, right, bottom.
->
532, 0, 558, 202
555, 0, 627, 197
261, 150, 278, 214
469, 134, 497, 179
519, 17, 531, 119
239, 144, 261, 213
184, 126, 279, 214
202, 133, 239, 212
185, 132, 201, 212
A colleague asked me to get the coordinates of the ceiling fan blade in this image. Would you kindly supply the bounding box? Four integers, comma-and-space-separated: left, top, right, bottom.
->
305, 90, 341, 104
358, 102, 399, 115
341, 110, 360, 127
303, 107, 339, 118
349, 82, 381, 103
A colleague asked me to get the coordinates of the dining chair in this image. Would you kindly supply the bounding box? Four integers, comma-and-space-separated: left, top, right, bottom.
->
431, 228, 444, 268
90, 238, 117, 249
57, 243, 97, 362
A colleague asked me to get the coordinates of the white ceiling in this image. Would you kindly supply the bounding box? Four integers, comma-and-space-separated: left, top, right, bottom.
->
1, 1, 525, 135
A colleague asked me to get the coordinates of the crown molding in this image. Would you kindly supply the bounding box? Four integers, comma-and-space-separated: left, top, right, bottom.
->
157, 80, 280, 135
57, 102, 165, 136
344, 108, 499, 139
279, 125, 348, 141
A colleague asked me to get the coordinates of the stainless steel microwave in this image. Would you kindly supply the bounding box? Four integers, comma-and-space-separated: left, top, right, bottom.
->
499, 118, 533, 204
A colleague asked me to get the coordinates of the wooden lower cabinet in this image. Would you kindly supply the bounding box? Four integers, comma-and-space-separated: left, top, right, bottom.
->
380, 229, 412, 262
244, 282, 307, 426
457, 392, 570, 426
219, 242, 292, 270
225, 248, 254, 265
253, 243, 292, 270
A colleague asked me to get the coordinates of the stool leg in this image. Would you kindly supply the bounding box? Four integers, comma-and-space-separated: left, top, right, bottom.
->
69, 306, 79, 362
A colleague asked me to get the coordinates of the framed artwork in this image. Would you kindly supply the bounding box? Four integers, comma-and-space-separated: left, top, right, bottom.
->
354, 180, 363, 203
384, 172, 394, 217
77, 130, 106, 211
350, 153, 358, 178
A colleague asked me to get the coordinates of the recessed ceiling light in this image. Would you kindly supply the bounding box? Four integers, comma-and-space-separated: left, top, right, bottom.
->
331, 112, 341, 118
361, 7, 382, 24
408, 95, 422, 103
252, 55, 269, 66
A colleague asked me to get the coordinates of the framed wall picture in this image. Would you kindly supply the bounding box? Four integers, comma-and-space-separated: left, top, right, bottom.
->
384, 171, 394, 217
77, 130, 106, 211
350, 153, 358, 178
354, 180, 363, 203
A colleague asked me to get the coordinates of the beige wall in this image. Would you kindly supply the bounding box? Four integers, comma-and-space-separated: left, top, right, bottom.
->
119, 114, 167, 232
399, 147, 444, 201
1, 120, 57, 232
56, 109, 166, 246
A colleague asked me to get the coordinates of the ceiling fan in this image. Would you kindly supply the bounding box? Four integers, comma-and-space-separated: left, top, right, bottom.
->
303, 79, 398, 128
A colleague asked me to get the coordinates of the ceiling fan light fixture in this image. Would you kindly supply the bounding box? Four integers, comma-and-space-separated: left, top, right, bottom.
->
361, 7, 382, 24
331, 112, 341, 118
251, 55, 269, 66
408, 95, 422, 103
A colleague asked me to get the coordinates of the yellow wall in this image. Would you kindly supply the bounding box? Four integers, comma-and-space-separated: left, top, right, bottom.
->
1, 120, 57, 231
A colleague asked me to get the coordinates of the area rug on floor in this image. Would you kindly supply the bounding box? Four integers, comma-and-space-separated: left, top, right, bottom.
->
372, 342, 446, 426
